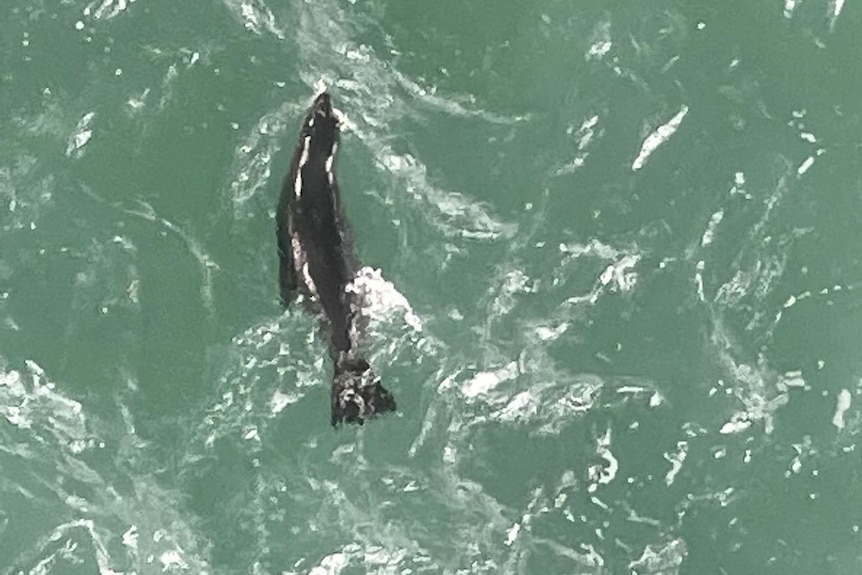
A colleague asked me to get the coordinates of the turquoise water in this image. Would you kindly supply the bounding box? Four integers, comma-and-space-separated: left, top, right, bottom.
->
2, 0, 861, 573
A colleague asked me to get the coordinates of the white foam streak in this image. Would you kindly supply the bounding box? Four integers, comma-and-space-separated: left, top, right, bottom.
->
308, 551, 349, 574
391, 69, 527, 125
586, 19, 613, 61
557, 114, 602, 175
562, 250, 641, 305
587, 428, 618, 492
796, 155, 815, 175
461, 363, 519, 399
0, 362, 88, 452
223, 0, 285, 38
25, 519, 122, 575
598, 254, 639, 291
66, 112, 95, 158
701, 209, 724, 247
830, 0, 846, 29
664, 441, 688, 486
711, 322, 794, 435
632, 106, 689, 171
377, 151, 517, 240
628, 539, 688, 574
84, 0, 135, 21
228, 101, 297, 218
833, 389, 851, 430
124, 200, 218, 314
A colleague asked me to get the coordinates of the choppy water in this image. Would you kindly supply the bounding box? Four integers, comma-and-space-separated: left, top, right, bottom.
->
2, 0, 862, 573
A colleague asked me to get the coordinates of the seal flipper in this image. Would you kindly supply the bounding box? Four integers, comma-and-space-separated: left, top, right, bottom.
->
331, 357, 396, 426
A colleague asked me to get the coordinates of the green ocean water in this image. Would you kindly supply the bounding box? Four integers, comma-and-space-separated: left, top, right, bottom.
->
2, 0, 862, 573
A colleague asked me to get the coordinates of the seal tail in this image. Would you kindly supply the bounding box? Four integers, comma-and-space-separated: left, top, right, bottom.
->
331, 357, 396, 426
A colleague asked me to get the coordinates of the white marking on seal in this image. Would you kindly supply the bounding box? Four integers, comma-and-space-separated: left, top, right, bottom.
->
325, 155, 334, 184
291, 236, 317, 297
294, 136, 311, 198
302, 262, 316, 295
324, 142, 337, 185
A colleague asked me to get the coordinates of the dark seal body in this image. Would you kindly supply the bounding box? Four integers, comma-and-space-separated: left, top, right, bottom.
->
276, 93, 396, 426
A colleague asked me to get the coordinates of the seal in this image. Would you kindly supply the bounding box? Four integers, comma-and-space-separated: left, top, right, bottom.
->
276, 92, 396, 426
